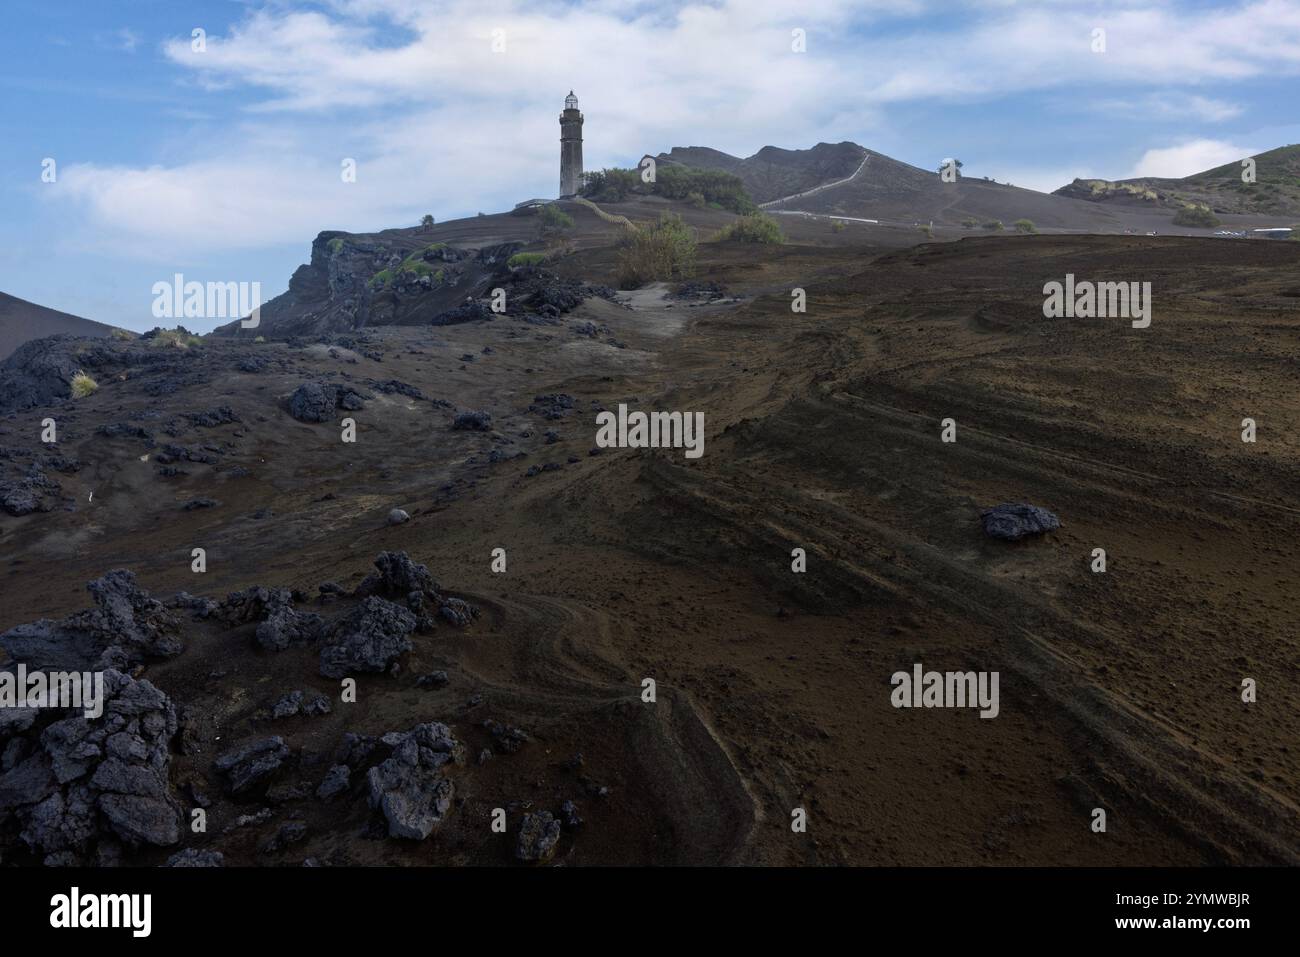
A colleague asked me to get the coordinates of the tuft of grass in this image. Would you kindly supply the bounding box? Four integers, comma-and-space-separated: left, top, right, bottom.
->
507, 252, 547, 268
714, 212, 784, 244
70, 371, 98, 398
148, 329, 203, 349
1172, 204, 1221, 228
535, 204, 575, 237
616, 213, 697, 288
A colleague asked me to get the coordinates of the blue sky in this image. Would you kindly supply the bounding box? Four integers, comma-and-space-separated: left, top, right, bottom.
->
2, 0, 1299, 332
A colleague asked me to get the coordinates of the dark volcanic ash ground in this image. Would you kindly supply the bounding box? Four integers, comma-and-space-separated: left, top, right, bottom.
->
2, 205, 1299, 866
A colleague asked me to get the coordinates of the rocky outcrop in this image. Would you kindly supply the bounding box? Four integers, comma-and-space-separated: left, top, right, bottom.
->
319, 597, 416, 678
288, 381, 368, 423
216, 586, 323, 652
366, 722, 464, 839
0, 570, 182, 672
0, 670, 181, 863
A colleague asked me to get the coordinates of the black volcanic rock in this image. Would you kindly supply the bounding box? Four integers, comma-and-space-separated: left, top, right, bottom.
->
356, 551, 440, 600
214, 737, 291, 796
289, 382, 335, 422
0, 336, 83, 413
0, 670, 181, 862
452, 410, 492, 431
319, 596, 416, 678
366, 722, 463, 839
516, 811, 561, 862
0, 569, 182, 672
980, 503, 1062, 541
216, 585, 323, 652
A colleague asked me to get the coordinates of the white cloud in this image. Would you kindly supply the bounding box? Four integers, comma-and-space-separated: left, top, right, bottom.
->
40, 0, 1300, 256
1127, 138, 1259, 178
1093, 92, 1243, 123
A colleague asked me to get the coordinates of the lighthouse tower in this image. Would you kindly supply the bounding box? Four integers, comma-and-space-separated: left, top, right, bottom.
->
559, 91, 584, 198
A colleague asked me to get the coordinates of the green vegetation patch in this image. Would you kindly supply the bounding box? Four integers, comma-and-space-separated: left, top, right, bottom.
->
508, 252, 547, 268
582, 165, 757, 215
616, 212, 697, 289
714, 212, 784, 244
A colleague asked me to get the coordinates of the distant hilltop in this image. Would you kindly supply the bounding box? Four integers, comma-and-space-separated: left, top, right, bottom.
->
1053, 144, 1300, 218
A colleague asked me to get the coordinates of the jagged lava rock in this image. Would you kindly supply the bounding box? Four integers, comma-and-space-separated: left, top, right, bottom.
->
980, 503, 1062, 541
319, 596, 416, 678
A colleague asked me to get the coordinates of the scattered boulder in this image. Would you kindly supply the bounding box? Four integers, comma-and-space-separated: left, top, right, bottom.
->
213, 737, 290, 796
482, 719, 528, 755
561, 799, 583, 828
516, 811, 561, 862
452, 410, 492, 431
261, 821, 308, 853
185, 406, 240, 428
438, 597, 478, 628
366, 722, 463, 839
271, 690, 331, 719
316, 764, 351, 801
164, 848, 224, 867
387, 508, 410, 525
288, 382, 335, 423
287, 381, 369, 422
980, 503, 1062, 541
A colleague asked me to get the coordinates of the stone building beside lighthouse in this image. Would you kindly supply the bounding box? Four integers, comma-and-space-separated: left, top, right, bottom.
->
559, 91, 584, 198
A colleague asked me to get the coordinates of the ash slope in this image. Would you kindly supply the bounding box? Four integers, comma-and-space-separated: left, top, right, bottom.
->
2, 229, 1298, 866
0, 292, 125, 361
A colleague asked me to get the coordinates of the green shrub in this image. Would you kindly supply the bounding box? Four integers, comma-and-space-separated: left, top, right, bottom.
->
254, 335, 266, 343
918, 224, 934, 239
369, 269, 393, 289
508, 252, 547, 268
1172, 204, 1221, 228
147, 329, 203, 349
109, 328, 134, 341
686, 190, 707, 208
715, 212, 784, 244
70, 371, 98, 398
981, 220, 1004, 231
1013, 218, 1037, 233
581, 165, 756, 214
961, 218, 979, 228
830, 220, 846, 233
536, 204, 575, 237
616, 213, 697, 288
580, 168, 641, 202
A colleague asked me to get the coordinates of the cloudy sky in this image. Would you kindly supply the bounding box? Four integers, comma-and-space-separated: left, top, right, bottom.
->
3, 0, 1299, 331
